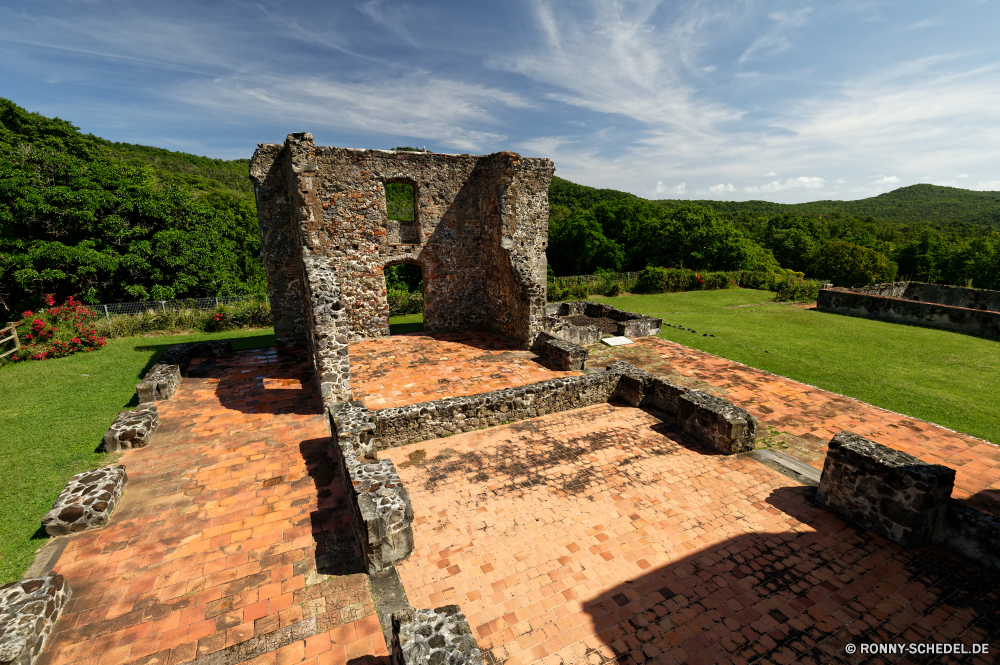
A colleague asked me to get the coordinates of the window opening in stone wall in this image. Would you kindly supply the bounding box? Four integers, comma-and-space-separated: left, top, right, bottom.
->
385, 262, 424, 333
386, 181, 419, 244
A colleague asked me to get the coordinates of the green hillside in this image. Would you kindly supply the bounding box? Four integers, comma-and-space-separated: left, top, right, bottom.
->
669, 184, 1000, 228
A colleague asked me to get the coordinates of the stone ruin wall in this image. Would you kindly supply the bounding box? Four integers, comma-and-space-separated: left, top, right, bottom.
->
250, 134, 553, 403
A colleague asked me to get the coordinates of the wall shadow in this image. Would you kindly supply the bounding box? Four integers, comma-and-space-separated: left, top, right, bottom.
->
580, 485, 1000, 664
206, 348, 321, 416
299, 438, 365, 576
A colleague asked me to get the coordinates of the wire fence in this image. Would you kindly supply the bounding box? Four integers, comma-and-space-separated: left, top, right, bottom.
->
92, 295, 269, 322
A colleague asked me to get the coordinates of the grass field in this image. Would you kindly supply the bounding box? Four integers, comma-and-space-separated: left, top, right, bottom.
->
602, 289, 1000, 444
0, 329, 275, 584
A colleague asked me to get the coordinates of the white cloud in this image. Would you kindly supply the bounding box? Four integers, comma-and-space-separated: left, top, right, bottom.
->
176, 74, 531, 151
761, 171, 777, 177
654, 181, 686, 196
743, 176, 825, 193
695, 183, 735, 195
738, 7, 814, 65
834, 178, 847, 184
956, 173, 970, 178
873, 175, 899, 184
977, 180, 1000, 191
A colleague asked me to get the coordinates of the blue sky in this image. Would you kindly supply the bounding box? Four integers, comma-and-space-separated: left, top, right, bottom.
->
2, 0, 998, 203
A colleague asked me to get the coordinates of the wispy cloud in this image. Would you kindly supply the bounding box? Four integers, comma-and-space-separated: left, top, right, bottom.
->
738, 7, 814, 65
177, 73, 532, 151
654, 181, 686, 196
873, 175, 899, 184
743, 177, 825, 193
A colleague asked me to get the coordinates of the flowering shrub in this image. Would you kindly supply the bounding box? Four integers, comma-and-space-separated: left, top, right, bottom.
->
8, 294, 107, 362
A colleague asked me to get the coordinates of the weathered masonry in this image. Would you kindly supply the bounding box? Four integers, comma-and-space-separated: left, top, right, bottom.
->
818, 281, 1000, 340
250, 134, 554, 404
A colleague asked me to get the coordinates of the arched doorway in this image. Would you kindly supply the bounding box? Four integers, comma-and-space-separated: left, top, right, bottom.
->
384, 261, 424, 334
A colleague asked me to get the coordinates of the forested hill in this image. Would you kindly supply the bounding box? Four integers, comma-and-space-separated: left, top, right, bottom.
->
673, 184, 1000, 228
0, 98, 263, 319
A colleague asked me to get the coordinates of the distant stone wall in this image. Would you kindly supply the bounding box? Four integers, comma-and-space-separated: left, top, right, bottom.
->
817, 286, 1000, 340
846, 281, 1000, 311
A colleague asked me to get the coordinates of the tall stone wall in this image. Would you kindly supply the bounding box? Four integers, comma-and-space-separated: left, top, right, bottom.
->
250, 135, 554, 402
843, 281, 1000, 311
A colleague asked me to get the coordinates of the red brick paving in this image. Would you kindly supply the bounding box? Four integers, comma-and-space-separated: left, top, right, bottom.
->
41, 349, 388, 665
349, 331, 582, 410
590, 337, 1000, 513
386, 404, 1000, 665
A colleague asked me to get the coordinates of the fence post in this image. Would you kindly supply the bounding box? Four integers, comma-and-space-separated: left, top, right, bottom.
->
161, 301, 166, 314
265, 295, 269, 307
103, 305, 110, 324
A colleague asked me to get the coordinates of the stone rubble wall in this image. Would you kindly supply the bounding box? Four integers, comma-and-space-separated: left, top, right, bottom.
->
817, 287, 1000, 340
370, 362, 751, 455
391, 606, 483, 665
677, 391, 758, 454
843, 281, 1000, 311
816, 432, 956, 547
327, 402, 414, 573
41, 466, 128, 536
817, 431, 1000, 570
0, 572, 71, 665
539, 314, 602, 346
102, 404, 159, 452
136, 363, 180, 403
249, 135, 554, 357
371, 373, 621, 449
544, 301, 663, 340
532, 332, 588, 371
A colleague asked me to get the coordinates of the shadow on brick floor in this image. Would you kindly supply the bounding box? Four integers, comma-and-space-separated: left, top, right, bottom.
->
580, 486, 1000, 665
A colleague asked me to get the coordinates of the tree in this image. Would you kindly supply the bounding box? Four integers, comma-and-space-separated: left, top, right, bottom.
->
807, 240, 898, 287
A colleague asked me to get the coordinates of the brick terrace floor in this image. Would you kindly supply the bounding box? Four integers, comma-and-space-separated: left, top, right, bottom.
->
349, 331, 583, 410
385, 404, 1000, 665
42, 349, 388, 665
589, 337, 1000, 514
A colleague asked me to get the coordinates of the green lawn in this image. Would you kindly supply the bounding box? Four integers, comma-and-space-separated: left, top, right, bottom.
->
0, 329, 275, 583
602, 289, 1000, 444
389, 313, 424, 334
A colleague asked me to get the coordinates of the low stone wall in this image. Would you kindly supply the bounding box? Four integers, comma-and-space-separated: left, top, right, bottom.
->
41, 466, 128, 536
371, 373, 620, 449
136, 363, 180, 403
370, 362, 754, 456
327, 402, 414, 574
540, 314, 602, 346
391, 606, 483, 665
677, 391, 758, 454
816, 432, 956, 547
0, 572, 71, 665
533, 332, 587, 370
102, 405, 159, 452
546, 301, 662, 338
817, 287, 1000, 340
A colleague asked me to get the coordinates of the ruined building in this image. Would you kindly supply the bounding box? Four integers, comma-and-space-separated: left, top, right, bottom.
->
249, 133, 554, 405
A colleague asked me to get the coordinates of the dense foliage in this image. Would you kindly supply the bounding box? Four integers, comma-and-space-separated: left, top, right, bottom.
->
0, 98, 265, 320
550, 178, 1000, 289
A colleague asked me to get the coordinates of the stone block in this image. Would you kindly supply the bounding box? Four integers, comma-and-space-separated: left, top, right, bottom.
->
136, 363, 181, 403
102, 404, 159, 452
533, 332, 587, 371
0, 572, 71, 665
650, 378, 690, 416
816, 431, 955, 546
329, 402, 414, 573
391, 606, 483, 665
677, 391, 757, 454
41, 466, 127, 536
